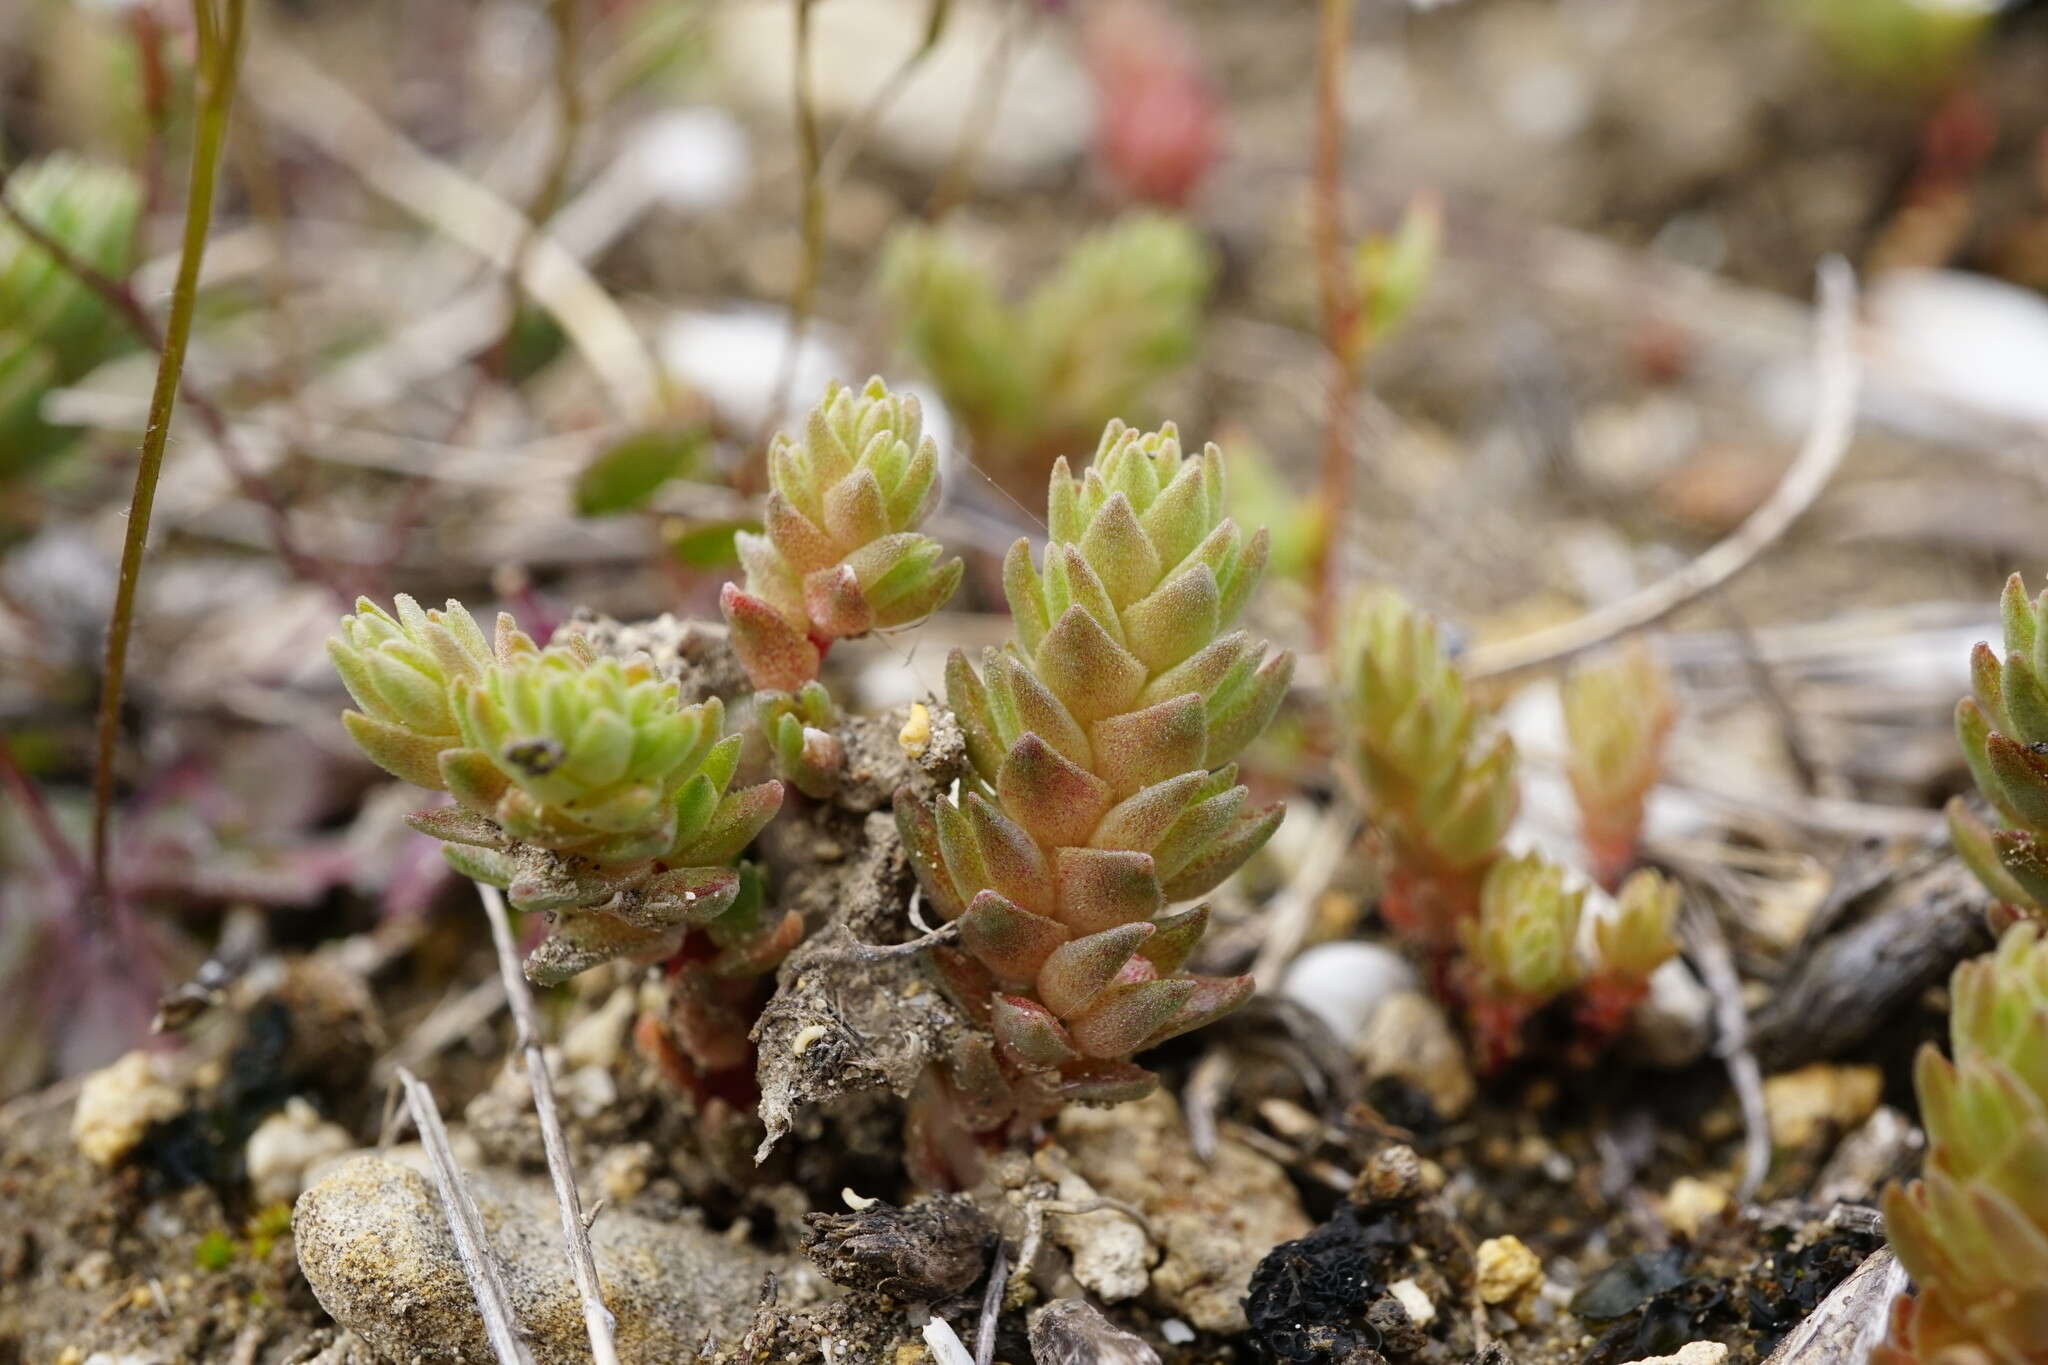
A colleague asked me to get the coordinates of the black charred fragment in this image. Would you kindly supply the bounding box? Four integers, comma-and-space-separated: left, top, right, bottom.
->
800, 1193, 993, 1300
1244, 1144, 1465, 1364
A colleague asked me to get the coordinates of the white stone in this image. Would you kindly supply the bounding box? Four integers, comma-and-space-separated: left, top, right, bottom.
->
712, 0, 1092, 187
622, 109, 750, 213
1389, 1278, 1436, 1327
245, 1098, 355, 1205
1280, 941, 1419, 1045
560, 986, 635, 1072
72, 1052, 183, 1169
1620, 1342, 1728, 1365
1867, 268, 2048, 430
655, 306, 854, 434
1050, 1169, 1154, 1303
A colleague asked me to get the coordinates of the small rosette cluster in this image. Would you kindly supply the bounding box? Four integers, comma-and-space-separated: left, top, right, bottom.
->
721, 377, 962, 692
1578, 868, 1680, 1045
330, 595, 784, 985
757, 680, 845, 800
1879, 923, 2048, 1364
1459, 853, 1584, 1067
1949, 574, 2048, 926
1563, 641, 1676, 889
1336, 589, 1518, 949
329, 594, 499, 789
896, 421, 1291, 1118
880, 215, 1210, 479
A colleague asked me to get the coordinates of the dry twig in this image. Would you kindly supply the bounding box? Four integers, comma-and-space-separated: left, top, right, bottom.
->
475, 881, 621, 1365
394, 1067, 533, 1365
1467, 257, 1862, 679
1681, 898, 1771, 1203
245, 42, 662, 420
1248, 805, 1362, 984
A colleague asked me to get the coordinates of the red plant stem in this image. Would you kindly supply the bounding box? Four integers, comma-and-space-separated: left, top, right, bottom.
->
0, 735, 88, 892
128, 6, 172, 236
1309, 0, 1357, 645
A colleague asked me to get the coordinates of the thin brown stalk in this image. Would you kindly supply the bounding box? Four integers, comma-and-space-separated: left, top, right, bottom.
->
1309, 0, 1356, 645
925, 0, 1024, 220
483, 0, 588, 384
753, 0, 826, 471
90, 0, 249, 918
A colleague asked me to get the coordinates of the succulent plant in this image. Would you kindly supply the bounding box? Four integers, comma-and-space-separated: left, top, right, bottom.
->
758, 680, 845, 800
895, 420, 1290, 1122
1336, 588, 1518, 952
0, 154, 143, 478
879, 215, 1211, 493
1349, 194, 1441, 354
1949, 574, 2048, 928
329, 595, 502, 790
330, 597, 785, 985
1458, 852, 1585, 1068
720, 377, 962, 693
1878, 922, 2048, 1365
1577, 867, 1681, 1048
1563, 640, 1677, 889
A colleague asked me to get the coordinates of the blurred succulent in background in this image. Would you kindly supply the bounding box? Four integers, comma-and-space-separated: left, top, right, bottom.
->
1577, 867, 1681, 1049
1336, 588, 1517, 953
1563, 640, 1677, 889
1080, 0, 1221, 208
0, 154, 142, 481
879, 214, 1211, 497
1458, 852, 1585, 1069
721, 377, 961, 693
1347, 193, 1441, 357
1948, 574, 2048, 927
331, 596, 786, 985
1787, 0, 1990, 90
1878, 921, 2048, 1365
895, 420, 1289, 1129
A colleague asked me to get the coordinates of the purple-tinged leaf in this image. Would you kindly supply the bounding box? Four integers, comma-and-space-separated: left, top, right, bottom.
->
960, 890, 1072, 984
1067, 979, 1197, 1058
1036, 922, 1155, 1018
1056, 847, 1163, 934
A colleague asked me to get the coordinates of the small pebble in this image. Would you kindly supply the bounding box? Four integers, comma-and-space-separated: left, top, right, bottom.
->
560, 986, 635, 1071
72, 1052, 183, 1169
245, 1098, 354, 1205
1764, 1063, 1882, 1149
1355, 990, 1476, 1118
1620, 1342, 1729, 1365
1475, 1235, 1544, 1305
1658, 1176, 1729, 1239
898, 703, 932, 758
1389, 1278, 1436, 1327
